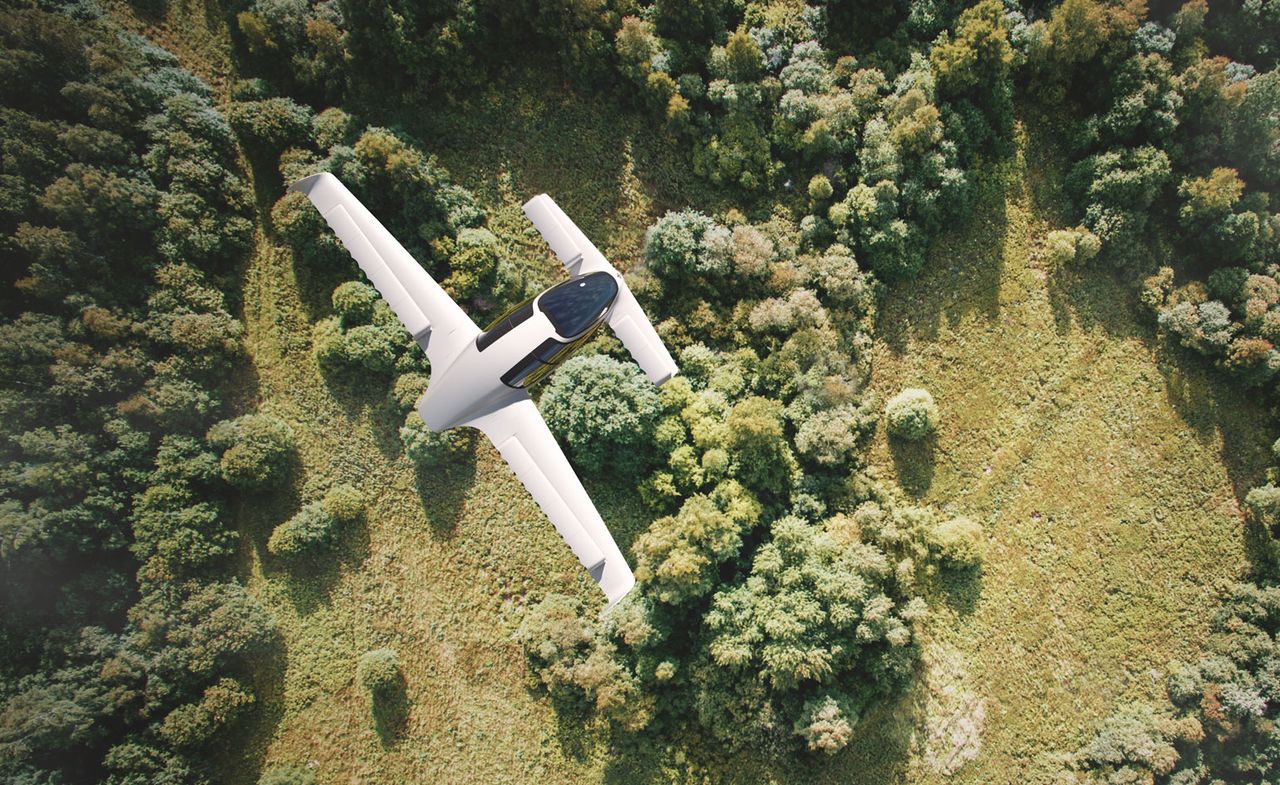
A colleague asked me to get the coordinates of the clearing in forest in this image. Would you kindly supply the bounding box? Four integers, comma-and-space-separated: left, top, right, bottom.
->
860, 121, 1272, 783
221, 95, 1271, 783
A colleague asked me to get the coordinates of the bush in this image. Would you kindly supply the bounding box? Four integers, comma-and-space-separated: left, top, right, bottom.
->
259, 765, 317, 785
807, 174, 833, 202
1045, 227, 1101, 265
321, 484, 363, 522
227, 97, 313, 155
332, 281, 378, 326
540, 355, 662, 475
357, 648, 401, 694
399, 413, 471, 467
632, 481, 760, 604
793, 693, 856, 754
884, 388, 940, 441
267, 501, 338, 556
207, 414, 294, 491
929, 516, 984, 568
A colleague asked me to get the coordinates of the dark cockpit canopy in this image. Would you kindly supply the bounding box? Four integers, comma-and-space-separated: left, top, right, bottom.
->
537, 272, 618, 339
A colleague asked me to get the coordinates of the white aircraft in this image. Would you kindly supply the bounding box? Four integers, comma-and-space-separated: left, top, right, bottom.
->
290, 173, 677, 609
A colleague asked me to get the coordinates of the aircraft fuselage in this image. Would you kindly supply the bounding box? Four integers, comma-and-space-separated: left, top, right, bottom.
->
418, 271, 621, 431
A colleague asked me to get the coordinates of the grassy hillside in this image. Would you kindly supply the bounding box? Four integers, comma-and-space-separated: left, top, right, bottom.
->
100, 6, 1273, 782
215, 112, 1274, 785
863, 121, 1273, 782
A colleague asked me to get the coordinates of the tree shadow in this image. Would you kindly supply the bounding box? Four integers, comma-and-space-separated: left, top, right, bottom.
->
414, 443, 479, 537
888, 434, 937, 497
935, 564, 984, 617
274, 515, 373, 617
1154, 337, 1275, 542
213, 631, 287, 785
876, 174, 1009, 357
545, 691, 600, 763
597, 684, 920, 785
371, 675, 412, 746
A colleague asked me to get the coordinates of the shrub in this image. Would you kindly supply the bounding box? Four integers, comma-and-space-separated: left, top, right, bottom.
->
321, 484, 363, 522
884, 388, 940, 441
1045, 227, 1101, 265
389, 372, 431, 413
207, 414, 294, 491
929, 516, 984, 568
267, 501, 338, 556
357, 648, 401, 694
807, 174, 833, 202
227, 97, 313, 155
1245, 483, 1280, 533
331, 281, 378, 326
540, 355, 662, 475
794, 693, 856, 754
399, 413, 471, 467
632, 481, 760, 604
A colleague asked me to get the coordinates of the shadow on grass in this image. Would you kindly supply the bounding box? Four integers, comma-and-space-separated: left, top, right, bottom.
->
414, 443, 478, 538
1155, 337, 1275, 561
595, 686, 919, 785
876, 172, 1009, 357
263, 510, 373, 617
936, 565, 984, 617
372, 676, 412, 747
888, 434, 937, 497
215, 632, 288, 785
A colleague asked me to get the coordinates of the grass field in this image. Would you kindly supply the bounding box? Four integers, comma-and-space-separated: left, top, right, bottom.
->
104, 4, 1275, 780
859, 120, 1273, 782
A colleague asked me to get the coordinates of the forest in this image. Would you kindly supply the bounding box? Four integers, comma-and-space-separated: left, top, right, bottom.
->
0, 0, 1278, 782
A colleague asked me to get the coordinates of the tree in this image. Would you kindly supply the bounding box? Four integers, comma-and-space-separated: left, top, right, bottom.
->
540, 355, 662, 475
724, 396, 795, 496
356, 648, 401, 695
884, 388, 940, 441
701, 516, 925, 746
931, 0, 1012, 93
207, 414, 294, 491
267, 502, 337, 557
643, 210, 731, 284
227, 97, 313, 156
928, 516, 984, 569
399, 413, 472, 468
794, 693, 856, 754
632, 481, 761, 604
331, 281, 378, 326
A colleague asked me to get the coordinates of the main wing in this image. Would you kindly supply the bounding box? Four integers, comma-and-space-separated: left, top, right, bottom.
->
467, 397, 635, 609
522, 195, 678, 386
291, 173, 479, 369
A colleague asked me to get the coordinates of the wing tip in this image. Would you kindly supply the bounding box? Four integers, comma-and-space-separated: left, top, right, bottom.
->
521, 193, 553, 212
650, 367, 678, 387
289, 171, 333, 195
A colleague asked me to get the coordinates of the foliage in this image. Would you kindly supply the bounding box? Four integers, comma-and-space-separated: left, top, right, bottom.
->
1074, 583, 1280, 782
884, 388, 940, 441
0, 8, 274, 783
793, 693, 856, 754
268, 484, 362, 556
928, 516, 984, 569
632, 481, 760, 604
399, 413, 472, 468
357, 648, 401, 694
540, 354, 663, 476
207, 414, 295, 491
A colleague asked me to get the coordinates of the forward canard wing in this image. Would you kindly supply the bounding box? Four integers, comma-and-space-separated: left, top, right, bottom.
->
467, 397, 635, 609
522, 194, 678, 386
291, 173, 479, 369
